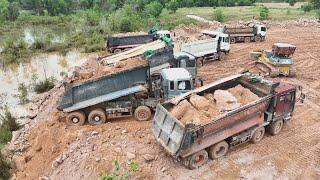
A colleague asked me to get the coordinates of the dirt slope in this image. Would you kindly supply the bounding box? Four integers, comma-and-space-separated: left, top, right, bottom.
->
9, 22, 320, 180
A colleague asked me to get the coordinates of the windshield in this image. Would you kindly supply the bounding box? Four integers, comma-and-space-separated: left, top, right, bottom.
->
261, 27, 266, 32
177, 81, 191, 90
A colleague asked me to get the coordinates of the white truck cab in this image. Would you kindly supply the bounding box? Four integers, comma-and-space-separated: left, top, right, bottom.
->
255, 24, 267, 37
202, 30, 230, 53
160, 68, 193, 99
157, 30, 173, 38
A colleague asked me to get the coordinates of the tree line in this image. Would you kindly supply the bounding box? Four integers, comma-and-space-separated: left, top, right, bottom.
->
0, 0, 258, 21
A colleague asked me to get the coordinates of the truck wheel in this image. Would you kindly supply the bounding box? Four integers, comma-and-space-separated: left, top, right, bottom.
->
251, 127, 265, 144
208, 140, 229, 159
66, 111, 86, 126
88, 108, 106, 125
218, 52, 226, 61
113, 49, 122, 54
268, 120, 284, 136
187, 150, 208, 169
134, 106, 152, 121
230, 38, 236, 44
254, 36, 262, 42
244, 37, 251, 43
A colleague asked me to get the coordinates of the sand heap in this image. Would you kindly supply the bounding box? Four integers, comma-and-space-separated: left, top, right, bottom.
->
170, 85, 259, 125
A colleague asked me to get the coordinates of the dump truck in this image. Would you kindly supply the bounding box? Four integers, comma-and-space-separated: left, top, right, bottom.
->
152, 72, 302, 169
222, 24, 267, 43
250, 43, 296, 77
180, 30, 230, 66
106, 30, 172, 53
58, 64, 197, 126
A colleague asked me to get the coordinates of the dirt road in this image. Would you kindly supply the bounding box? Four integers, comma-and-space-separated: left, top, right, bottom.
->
10, 24, 320, 180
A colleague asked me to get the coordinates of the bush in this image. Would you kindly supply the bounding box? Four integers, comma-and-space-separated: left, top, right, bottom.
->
259, 6, 269, 20
17, 83, 28, 104
0, 127, 11, 145
1, 37, 30, 65
301, 3, 313, 13
166, 0, 179, 13
286, 0, 297, 7
144, 1, 163, 17
214, 8, 225, 22
317, 10, 320, 19
0, 152, 11, 180
100, 160, 138, 180
33, 77, 56, 94
0, 107, 19, 132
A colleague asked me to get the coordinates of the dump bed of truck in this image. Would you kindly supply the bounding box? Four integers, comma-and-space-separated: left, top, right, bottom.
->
224, 27, 255, 34
152, 73, 276, 157
107, 34, 155, 47
58, 65, 149, 112
181, 39, 218, 58
100, 40, 167, 65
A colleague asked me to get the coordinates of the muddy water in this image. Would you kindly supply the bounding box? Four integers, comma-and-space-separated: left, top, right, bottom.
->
0, 51, 87, 119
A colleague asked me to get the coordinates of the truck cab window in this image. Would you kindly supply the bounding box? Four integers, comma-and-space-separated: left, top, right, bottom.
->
170, 81, 174, 90
285, 93, 292, 102
180, 59, 187, 68
261, 27, 266, 32
225, 37, 229, 42
177, 81, 191, 90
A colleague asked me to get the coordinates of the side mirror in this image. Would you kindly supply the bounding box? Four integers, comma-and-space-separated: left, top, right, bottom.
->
300, 93, 305, 103
296, 86, 305, 103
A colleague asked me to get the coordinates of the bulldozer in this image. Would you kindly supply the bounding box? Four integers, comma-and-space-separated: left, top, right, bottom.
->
249, 43, 296, 78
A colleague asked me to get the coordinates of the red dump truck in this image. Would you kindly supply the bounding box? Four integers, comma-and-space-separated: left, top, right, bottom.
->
152, 72, 302, 169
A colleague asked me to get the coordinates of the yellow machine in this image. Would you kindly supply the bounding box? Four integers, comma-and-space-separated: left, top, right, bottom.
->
250, 43, 296, 77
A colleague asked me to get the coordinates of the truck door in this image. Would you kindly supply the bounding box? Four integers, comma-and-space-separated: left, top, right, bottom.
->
276, 91, 295, 119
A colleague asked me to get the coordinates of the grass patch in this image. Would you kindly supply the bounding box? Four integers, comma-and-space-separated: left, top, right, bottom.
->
0, 108, 20, 179
0, 152, 11, 180
33, 77, 56, 94
100, 160, 138, 180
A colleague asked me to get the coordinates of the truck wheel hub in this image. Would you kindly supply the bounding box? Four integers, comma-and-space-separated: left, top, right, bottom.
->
94, 116, 101, 122
72, 118, 79, 123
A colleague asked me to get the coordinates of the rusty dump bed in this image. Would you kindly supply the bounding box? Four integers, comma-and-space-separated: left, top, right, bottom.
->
152, 73, 276, 157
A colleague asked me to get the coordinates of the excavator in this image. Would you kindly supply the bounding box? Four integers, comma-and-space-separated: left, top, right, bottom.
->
249, 43, 296, 78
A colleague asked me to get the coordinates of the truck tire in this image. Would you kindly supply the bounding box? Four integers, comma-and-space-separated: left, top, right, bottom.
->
208, 140, 229, 159
268, 120, 284, 136
251, 127, 265, 144
113, 49, 122, 54
254, 36, 262, 42
186, 150, 208, 169
88, 108, 107, 125
218, 52, 226, 61
66, 111, 86, 126
134, 106, 152, 121
244, 37, 251, 43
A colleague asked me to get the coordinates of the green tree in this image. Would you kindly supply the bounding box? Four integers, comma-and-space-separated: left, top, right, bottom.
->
214, 8, 225, 22
259, 6, 269, 20
0, 0, 9, 21
286, 0, 297, 7
7, 2, 20, 21
144, 1, 163, 17
311, 0, 320, 9
166, 0, 179, 13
